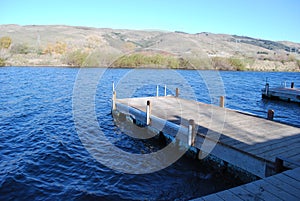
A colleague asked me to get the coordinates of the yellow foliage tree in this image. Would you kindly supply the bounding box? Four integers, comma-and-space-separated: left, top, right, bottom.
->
0, 36, 12, 49
44, 41, 67, 55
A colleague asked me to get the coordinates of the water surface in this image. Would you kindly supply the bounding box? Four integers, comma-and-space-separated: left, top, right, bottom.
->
0, 67, 299, 200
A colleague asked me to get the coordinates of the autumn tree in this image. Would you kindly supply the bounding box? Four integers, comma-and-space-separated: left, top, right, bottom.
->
0, 36, 12, 49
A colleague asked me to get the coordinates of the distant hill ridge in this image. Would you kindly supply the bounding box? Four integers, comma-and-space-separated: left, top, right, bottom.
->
0, 24, 299, 71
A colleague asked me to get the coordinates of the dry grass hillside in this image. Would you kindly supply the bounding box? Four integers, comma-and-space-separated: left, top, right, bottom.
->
0, 24, 299, 71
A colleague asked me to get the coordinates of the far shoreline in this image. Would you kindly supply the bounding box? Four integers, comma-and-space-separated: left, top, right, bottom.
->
1, 65, 299, 72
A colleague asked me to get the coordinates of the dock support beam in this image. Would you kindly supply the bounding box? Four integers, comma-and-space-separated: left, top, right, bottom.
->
291, 82, 294, 88
220, 96, 225, 108
188, 119, 196, 146
275, 157, 284, 173
146, 100, 151, 125
267, 109, 274, 120
175, 88, 179, 97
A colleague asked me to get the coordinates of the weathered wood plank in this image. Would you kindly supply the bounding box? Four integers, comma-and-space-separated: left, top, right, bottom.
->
214, 190, 244, 201
200, 193, 224, 201
253, 179, 299, 201
241, 182, 283, 201
239, 134, 300, 153
253, 143, 300, 159
282, 168, 300, 182
228, 185, 263, 200
264, 175, 300, 198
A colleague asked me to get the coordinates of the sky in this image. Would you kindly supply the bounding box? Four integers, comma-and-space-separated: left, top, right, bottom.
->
1, 0, 300, 42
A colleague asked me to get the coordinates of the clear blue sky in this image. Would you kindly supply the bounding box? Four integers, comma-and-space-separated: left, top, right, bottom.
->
1, 0, 300, 42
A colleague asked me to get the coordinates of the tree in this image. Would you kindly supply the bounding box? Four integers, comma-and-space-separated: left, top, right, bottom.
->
0, 36, 12, 49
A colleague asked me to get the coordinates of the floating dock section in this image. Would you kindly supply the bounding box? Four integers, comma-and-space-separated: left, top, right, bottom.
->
112, 87, 300, 179
262, 82, 300, 103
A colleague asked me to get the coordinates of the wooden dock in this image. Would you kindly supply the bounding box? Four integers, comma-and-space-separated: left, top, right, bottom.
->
113, 92, 300, 178
193, 167, 300, 201
262, 82, 300, 103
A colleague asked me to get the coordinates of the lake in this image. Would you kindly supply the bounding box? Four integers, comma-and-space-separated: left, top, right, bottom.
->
0, 67, 299, 200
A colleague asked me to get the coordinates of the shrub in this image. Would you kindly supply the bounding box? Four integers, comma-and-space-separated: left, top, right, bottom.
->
10, 43, 30, 54
0, 36, 12, 49
296, 60, 300, 69
64, 50, 88, 67
112, 53, 184, 68
229, 58, 246, 71
0, 58, 5, 66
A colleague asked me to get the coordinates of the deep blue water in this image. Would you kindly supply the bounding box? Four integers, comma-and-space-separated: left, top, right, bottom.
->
0, 67, 299, 200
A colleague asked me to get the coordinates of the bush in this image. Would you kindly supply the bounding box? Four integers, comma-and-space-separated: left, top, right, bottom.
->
296, 60, 300, 69
64, 50, 88, 67
229, 58, 246, 71
10, 43, 30, 54
112, 53, 186, 68
0, 36, 12, 49
0, 58, 5, 66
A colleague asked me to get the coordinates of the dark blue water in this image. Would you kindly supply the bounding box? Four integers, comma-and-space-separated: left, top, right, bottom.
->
0, 67, 299, 200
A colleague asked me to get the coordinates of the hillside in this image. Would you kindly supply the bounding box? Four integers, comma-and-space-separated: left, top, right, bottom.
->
0, 24, 300, 71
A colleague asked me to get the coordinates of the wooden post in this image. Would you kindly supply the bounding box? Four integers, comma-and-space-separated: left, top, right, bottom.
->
156, 85, 159, 97
146, 100, 151, 125
112, 81, 115, 92
164, 85, 167, 96
188, 119, 196, 146
220, 96, 225, 108
275, 157, 284, 173
175, 88, 179, 97
267, 109, 274, 120
291, 82, 294, 88
112, 91, 116, 111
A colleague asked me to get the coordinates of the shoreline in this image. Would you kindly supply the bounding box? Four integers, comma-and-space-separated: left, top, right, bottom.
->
1, 65, 300, 72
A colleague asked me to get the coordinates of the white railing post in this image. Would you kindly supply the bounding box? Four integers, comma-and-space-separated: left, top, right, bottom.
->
156, 85, 159, 97
164, 85, 167, 96
188, 119, 195, 146
146, 100, 151, 125
112, 91, 116, 111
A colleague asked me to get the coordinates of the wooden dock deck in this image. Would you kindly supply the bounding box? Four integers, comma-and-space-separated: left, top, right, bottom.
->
114, 95, 300, 178
194, 167, 300, 201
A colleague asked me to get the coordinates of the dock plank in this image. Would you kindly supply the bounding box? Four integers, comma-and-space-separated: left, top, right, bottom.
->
253, 179, 299, 201
214, 190, 244, 201
265, 175, 300, 198
200, 193, 224, 201
241, 182, 282, 201
228, 185, 263, 200
254, 142, 300, 158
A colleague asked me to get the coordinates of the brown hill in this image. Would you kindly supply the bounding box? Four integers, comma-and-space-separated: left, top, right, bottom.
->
0, 24, 299, 71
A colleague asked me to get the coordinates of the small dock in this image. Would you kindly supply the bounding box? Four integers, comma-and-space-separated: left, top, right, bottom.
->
112, 89, 300, 178
262, 82, 300, 103
193, 167, 300, 200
